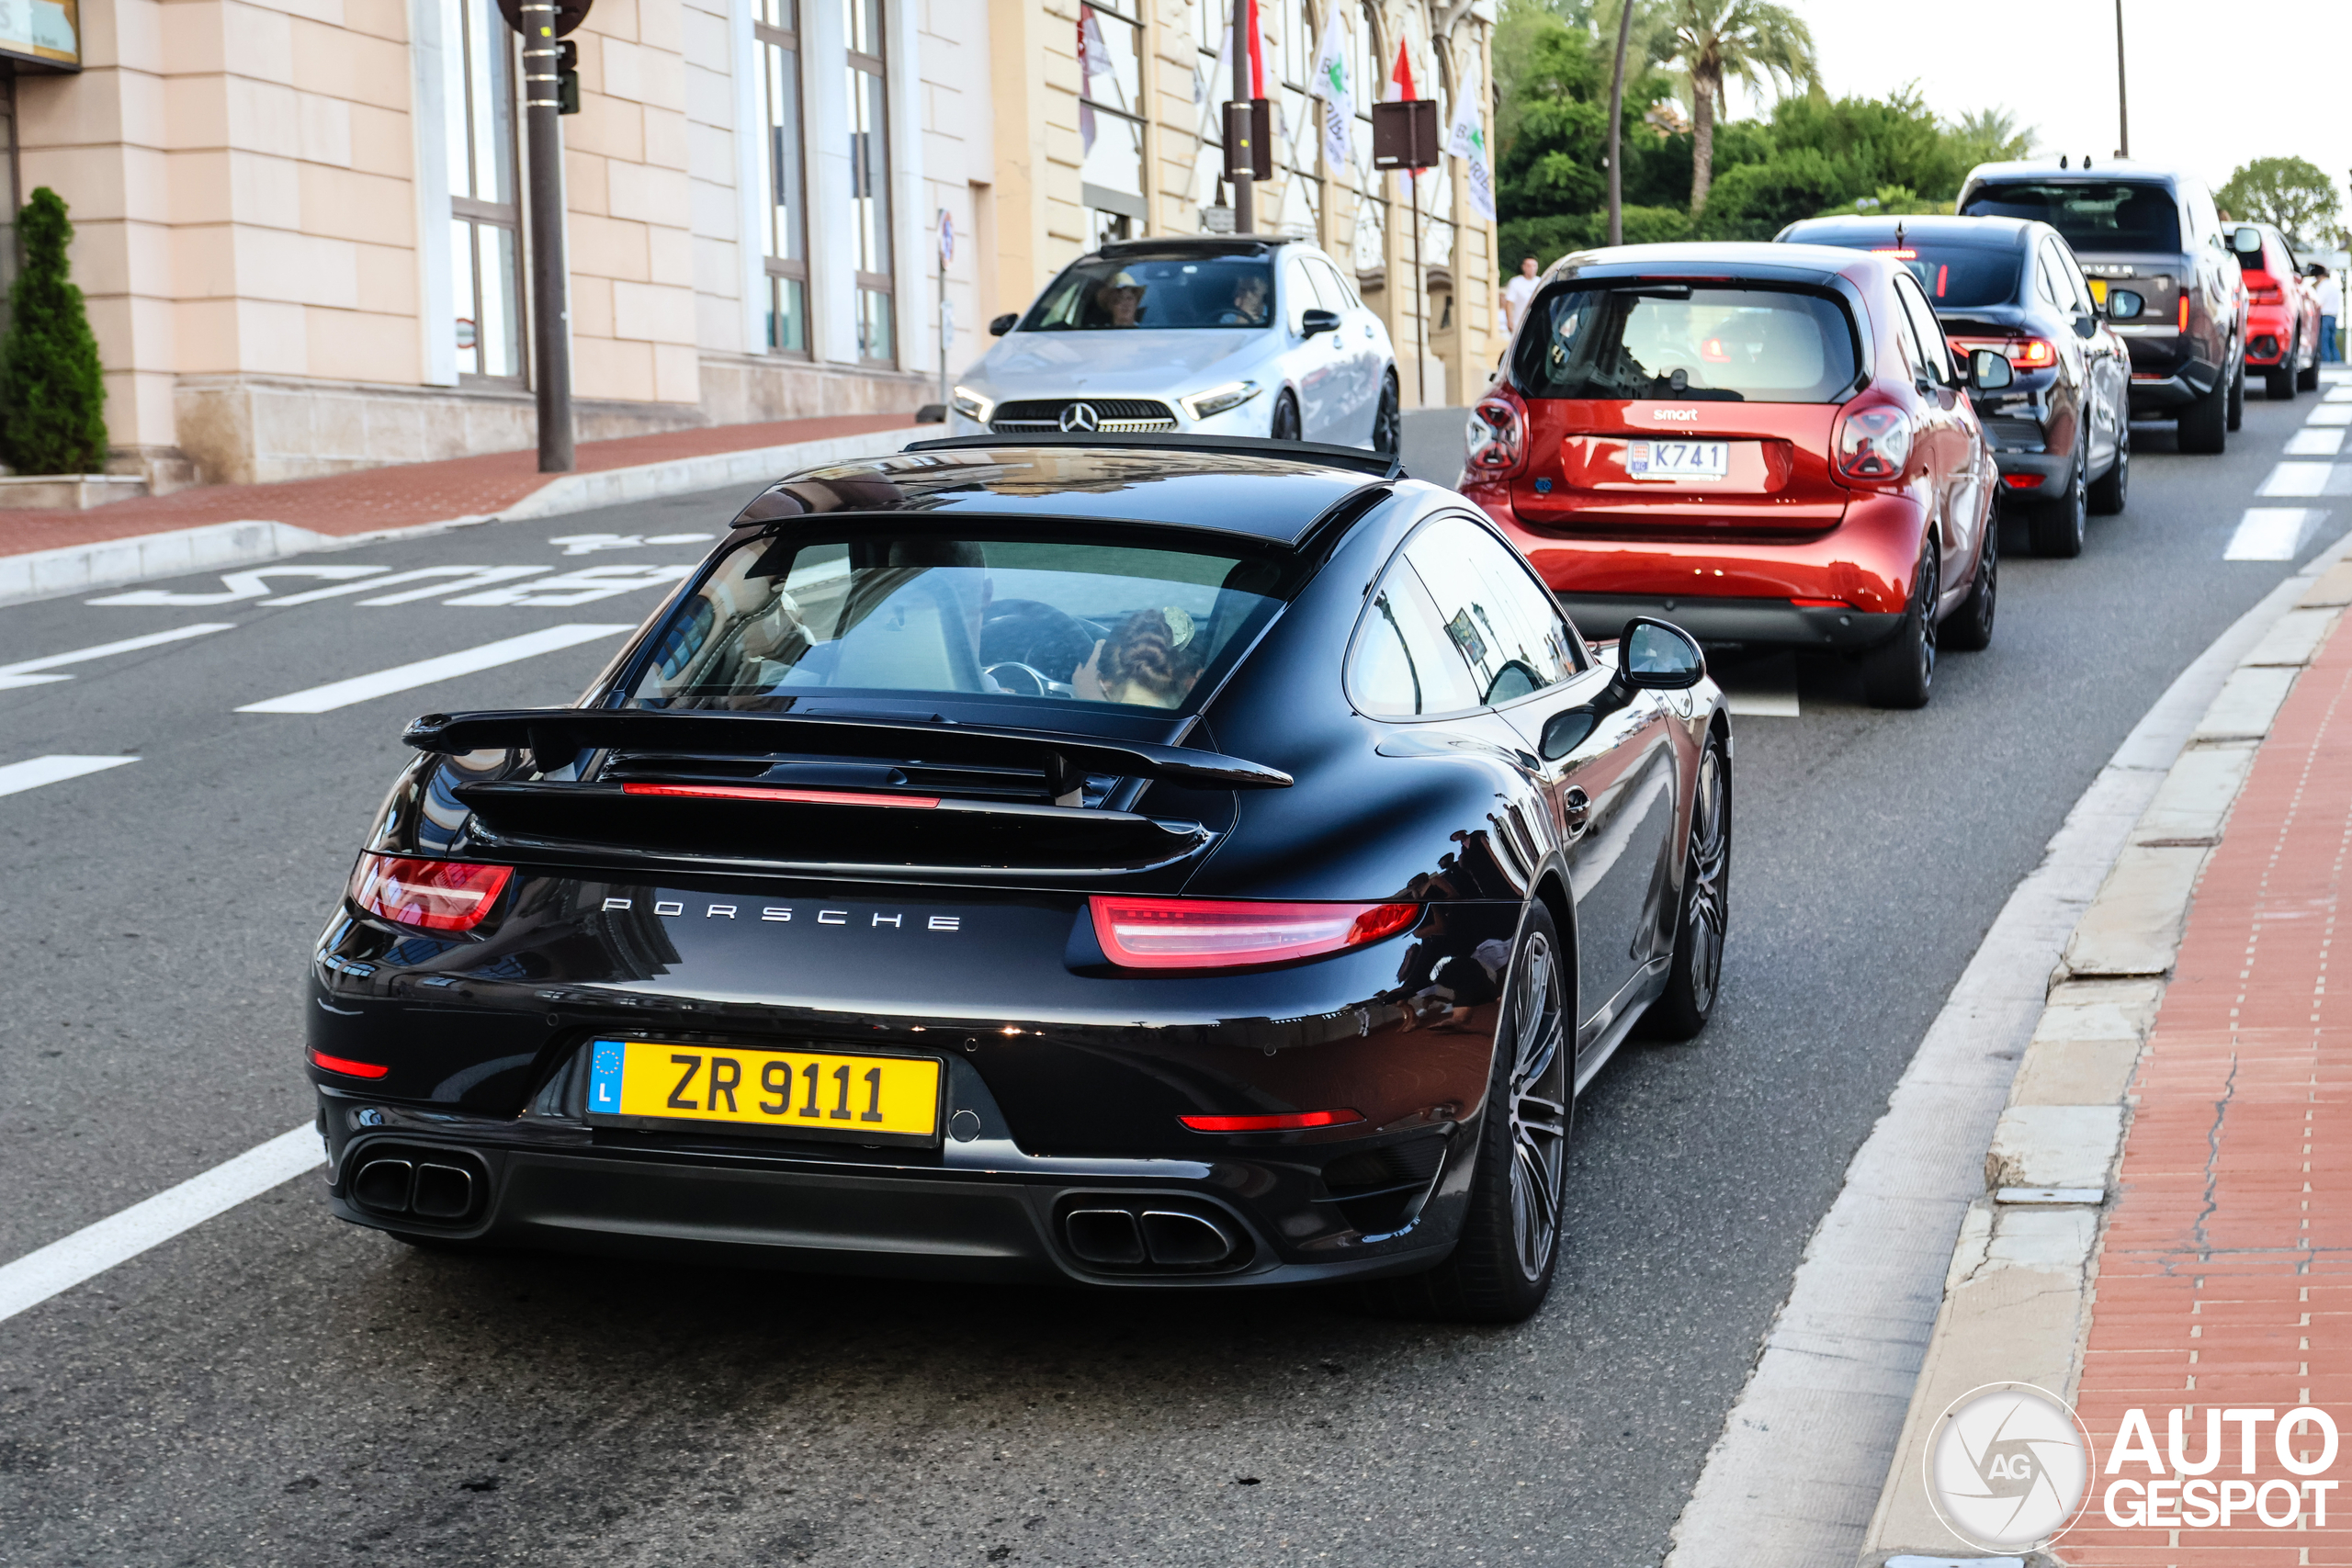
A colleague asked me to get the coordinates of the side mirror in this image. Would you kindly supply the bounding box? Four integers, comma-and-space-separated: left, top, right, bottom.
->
1619, 617, 1705, 690
1301, 308, 1341, 338
989, 312, 1018, 337
2105, 288, 2144, 321
1966, 346, 2015, 390
2232, 226, 2263, 255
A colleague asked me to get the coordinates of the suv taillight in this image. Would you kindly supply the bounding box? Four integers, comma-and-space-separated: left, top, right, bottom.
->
349, 853, 512, 931
2249, 284, 2284, 304
1833, 404, 1913, 482
1464, 392, 1527, 478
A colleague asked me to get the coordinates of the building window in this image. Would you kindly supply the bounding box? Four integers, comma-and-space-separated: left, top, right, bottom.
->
1080, 0, 1146, 247
754, 0, 808, 355
443, 0, 524, 383
845, 0, 892, 366
1269, 1, 1320, 240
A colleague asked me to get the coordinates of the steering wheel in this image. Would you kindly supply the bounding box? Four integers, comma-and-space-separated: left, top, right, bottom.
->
981, 600, 1099, 683
984, 661, 1074, 698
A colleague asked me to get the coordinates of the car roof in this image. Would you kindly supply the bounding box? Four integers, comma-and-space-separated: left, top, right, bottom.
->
1963, 159, 2180, 189
1090, 236, 1311, 262
1544, 241, 1877, 288
1782, 214, 2035, 249
731, 442, 1390, 547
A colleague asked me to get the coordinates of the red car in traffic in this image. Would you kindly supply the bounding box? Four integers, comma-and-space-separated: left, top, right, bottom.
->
1461, 243, 2011, 707
2231, 222, 2321, 400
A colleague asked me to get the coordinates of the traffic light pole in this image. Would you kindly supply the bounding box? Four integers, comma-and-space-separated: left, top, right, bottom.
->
520, 1, 575, 472
1229, 4, 1252, 234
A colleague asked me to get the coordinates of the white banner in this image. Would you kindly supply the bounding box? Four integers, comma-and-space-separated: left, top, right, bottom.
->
1447, 95, 1496, 222
1309, 18, 1352, 173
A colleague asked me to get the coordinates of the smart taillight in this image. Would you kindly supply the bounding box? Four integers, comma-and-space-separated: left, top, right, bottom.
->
1464, 392, 1527, 478
348, 854, 513, 932
1088, 897, 1419, 970
1832, 404, 1913, 482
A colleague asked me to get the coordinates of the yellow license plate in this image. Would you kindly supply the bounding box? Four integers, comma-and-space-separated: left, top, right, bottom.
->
587, 1039, 942, 1144
2088, 277, 2109, 304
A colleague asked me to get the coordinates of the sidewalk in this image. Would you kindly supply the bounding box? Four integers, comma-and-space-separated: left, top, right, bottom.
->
1855, 548, 2352, 1564
2064, 597, 2352, 1563
0, 411, 921, 604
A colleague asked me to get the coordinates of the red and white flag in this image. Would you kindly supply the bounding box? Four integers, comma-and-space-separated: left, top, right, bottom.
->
1385, 39, 1417, 103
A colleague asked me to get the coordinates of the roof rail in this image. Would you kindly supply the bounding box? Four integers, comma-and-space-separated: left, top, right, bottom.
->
900, 431, 1404, 480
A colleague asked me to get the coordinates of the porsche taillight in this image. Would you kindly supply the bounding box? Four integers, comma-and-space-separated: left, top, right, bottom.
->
2250, 284, 2284, 304
1464, 392, 1527, 478
1832, 404, 1913, 482
348, 853, 513, 931
1088, 897, 1419, 970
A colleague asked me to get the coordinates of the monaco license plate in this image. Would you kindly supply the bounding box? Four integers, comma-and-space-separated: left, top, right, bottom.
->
586, 1038, 943, 1145
1626, 439, 1730, 479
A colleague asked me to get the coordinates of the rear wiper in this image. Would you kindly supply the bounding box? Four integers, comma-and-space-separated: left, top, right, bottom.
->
403, 708, 1294, 792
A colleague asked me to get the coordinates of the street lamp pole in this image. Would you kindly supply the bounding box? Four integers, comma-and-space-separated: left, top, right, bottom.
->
519, 0, 575, 472
2113, 0, 2130, 157
1230, 1, 1253, 234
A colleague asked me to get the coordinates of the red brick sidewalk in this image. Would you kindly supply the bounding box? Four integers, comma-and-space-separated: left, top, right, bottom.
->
2067, 609, 2352, 1562
0, 412, 919, 559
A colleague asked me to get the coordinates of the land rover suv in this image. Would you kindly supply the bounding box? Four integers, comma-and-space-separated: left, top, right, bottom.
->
1958, 160, 2246, 454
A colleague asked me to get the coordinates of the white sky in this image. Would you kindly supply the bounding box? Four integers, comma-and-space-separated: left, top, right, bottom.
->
1720, 0, 2352, 233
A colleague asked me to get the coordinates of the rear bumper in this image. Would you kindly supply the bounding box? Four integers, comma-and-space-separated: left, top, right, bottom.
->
1558, 592, 1902, 652
1994, 449, 2072, 486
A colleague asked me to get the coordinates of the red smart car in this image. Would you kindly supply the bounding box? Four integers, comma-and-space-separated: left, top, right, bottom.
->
1461, 243, 2012, 707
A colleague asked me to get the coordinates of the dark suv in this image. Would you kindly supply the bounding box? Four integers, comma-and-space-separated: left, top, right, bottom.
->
1958, 160, 2246, 454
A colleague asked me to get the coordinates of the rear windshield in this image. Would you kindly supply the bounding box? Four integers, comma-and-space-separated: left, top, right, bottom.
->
1960, 182, 2181, 254
1883, 245, 2020, 309
1514, 285, 1860, 402
628, 531, 1290, 715
1020, 254, 1274, 332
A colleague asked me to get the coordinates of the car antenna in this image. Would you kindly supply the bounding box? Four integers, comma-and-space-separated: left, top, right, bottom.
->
1894, 220, 1905, 251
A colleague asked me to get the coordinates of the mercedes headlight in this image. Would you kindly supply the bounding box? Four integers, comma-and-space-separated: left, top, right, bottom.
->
1179, 379, 1261, 421
951, 385, 994, 424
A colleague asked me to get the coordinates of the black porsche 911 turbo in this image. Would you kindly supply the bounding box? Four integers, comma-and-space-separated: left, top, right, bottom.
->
307, 435, 1731, 1322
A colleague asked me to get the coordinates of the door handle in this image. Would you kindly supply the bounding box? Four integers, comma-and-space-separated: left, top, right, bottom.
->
1563, 786, 1590, 834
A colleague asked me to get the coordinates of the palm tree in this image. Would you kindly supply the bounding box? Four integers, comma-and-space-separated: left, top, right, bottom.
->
1649, 0, 1818, 215
1951, 107, 2036, 167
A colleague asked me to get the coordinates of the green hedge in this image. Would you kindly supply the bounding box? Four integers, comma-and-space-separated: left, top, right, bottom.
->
1498, 206, 1694, 272
1, 187, 107, 476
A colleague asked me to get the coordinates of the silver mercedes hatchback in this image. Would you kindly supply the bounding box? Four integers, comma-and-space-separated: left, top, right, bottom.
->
950, 236, 1401, 453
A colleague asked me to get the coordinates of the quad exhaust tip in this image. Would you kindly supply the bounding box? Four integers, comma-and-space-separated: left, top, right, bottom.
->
350, 1150, 483, 1224
1063, 1205, 1240, 1270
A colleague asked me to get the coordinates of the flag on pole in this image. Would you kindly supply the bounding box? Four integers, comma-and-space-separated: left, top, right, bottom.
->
1244, 0, 1265, 100
1385, 39, 1416, 103
1308, 17, 1351, 173
1446, 89, 1496, 221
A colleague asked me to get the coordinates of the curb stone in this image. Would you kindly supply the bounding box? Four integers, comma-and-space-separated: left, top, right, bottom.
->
0, 428, 917, 609
1855, 548, 2352, 1566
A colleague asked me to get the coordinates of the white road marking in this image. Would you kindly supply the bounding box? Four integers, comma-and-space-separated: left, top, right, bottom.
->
234, 623, 635, 713
0, 622, 236, 689
548, 531, 716, 556
260, 566, 549, 607
2304, 402, 2352, 426
2285, 426, 2346, 457
1724, 688, 1800, 718
2257, 462, 2338, 497
90, 566, 388, 607
2226, 507, 2320, 560
0, 1122, 321, 1326
2327, 385, 2352, 402
445, 562, 695, 607
0, 754, 139, 796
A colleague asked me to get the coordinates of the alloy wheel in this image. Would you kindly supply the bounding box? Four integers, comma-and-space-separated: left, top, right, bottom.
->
1682, 750, 1729, 1019
1373, 378, 1401, 456
1505, 930, 1569, 1282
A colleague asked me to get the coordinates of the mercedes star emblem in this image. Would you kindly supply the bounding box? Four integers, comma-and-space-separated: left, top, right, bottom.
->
1058, 402, 1100, 433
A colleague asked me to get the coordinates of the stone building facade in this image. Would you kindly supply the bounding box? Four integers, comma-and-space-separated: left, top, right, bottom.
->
2, 0, 1493, 490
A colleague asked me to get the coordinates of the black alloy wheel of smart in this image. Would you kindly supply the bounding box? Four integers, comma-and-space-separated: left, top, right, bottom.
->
1270, 391, 1303, 442
1945, 507, 1996, 651
1372, 375, 1402, 456
2030, 452, 2087, 558
1363, 903, 1570, 1323
2088, 421, 2129, 515
1860, 536, 1938, 709
1641, 737, 1729, 1041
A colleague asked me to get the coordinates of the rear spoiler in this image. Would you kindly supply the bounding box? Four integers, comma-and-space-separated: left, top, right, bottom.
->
402, 708, 1294, 792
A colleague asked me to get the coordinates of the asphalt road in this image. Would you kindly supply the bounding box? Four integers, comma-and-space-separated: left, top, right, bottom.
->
0, 389, 2343, 1566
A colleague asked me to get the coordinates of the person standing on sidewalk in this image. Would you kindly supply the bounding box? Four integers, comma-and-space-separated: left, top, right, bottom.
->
1499, 257, 1541, 349
2315, 265, 2343, 363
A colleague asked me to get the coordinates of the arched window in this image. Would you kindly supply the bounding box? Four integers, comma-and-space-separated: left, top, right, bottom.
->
1080, 0, 1147, 246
